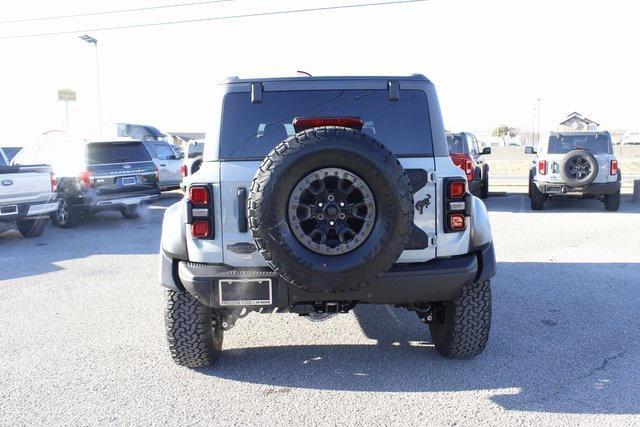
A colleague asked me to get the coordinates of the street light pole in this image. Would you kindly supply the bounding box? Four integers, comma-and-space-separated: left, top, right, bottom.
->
79, 35, 102, 136
536, 98, 542, 146
532, 107, 537, 148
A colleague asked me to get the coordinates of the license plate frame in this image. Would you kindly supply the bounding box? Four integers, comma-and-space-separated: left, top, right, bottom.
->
545, 185, 563, 194
218, 278, 273, 306
0, 204, 18, 215
121, 176, 137, 186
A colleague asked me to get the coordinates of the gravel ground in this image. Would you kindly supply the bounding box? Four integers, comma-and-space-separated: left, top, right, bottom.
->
1, 192, 639, 425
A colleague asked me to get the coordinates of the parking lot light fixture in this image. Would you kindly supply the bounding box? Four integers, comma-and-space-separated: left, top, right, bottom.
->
78, 34, 102, 136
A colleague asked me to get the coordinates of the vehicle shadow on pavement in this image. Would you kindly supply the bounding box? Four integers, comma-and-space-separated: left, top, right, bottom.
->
203, 261, 640, 415
485, 194, 640, 213
0, 192, 181, 281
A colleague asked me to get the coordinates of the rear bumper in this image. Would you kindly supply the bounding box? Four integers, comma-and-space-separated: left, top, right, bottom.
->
94, 193, 159, 208
171, 243, 496, 308
73, 191, 160, 212
534, 180, 621, 196
0, 199, 59, 222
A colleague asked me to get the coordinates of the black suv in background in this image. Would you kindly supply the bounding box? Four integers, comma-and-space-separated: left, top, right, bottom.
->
13, 139, 160, 228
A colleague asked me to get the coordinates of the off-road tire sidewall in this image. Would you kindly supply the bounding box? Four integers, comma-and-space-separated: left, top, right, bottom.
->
560, 149, 599, 187
248, 127, 414, 294
164, 290, 223, 368
530, 179, 544, 210
604, 191, 621, 211
480, 170, 489, 199
429, 280, 492, 359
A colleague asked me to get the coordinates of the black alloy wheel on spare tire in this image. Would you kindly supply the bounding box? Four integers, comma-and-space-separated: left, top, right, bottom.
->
560, 149, 598, 187
248, 126, 414, 294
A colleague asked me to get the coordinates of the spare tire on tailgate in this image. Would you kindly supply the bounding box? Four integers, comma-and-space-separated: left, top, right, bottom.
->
248, 126, 413, 294
560, 149, 598, 187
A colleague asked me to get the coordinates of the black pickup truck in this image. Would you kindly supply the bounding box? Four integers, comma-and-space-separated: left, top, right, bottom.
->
13, 139, 160, 228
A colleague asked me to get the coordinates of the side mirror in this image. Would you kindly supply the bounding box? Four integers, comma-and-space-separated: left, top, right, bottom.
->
168, 154, 177, 160
524, 146, 537, 155
481, 147, 492, 155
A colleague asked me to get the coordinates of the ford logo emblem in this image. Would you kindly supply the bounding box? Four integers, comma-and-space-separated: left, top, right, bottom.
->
1, 179, 13, 186
123, 163, 132, 169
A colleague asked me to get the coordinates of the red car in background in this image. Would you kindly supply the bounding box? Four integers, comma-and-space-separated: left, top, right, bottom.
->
446, 132, 491, 199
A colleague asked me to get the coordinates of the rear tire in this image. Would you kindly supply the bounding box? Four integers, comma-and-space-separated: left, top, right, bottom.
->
604, 191, 621, 211
16, 217, 46, 238
429, 280, 491, 359
530, 181, 544, 210
480, 172, 489, 199
164, 290, 223, 368
121, 204, 141, 219
50, 197, 80, 228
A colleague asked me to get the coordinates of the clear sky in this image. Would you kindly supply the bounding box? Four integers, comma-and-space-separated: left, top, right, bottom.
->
0, 0, 638, 143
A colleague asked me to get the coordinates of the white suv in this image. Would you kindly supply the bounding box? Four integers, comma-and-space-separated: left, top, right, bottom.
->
527, 131, 621, 211
159, 75, 496, 367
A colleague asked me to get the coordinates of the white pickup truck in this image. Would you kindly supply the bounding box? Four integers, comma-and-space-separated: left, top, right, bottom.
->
0, 149, 58, 237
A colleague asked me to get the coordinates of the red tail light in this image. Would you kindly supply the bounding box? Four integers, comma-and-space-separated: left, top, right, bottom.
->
538, 160, 547, 175
448, 181, 466, 199
189, 186, 209, 205
191, 220, 210, 239
79, 170, 94, 187
610, 160, 618, 175
188, 185, 213, 239
50, 172, 57, 192
448, 213, 466, 231
445, 178, 467, 233
293, 116, 364, 133
153, 165, 159, 181
180, 164, 188, 177
464, 160, 473, 176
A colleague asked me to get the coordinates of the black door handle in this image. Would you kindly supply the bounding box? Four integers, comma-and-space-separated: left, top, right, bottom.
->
237, 188, 248, 232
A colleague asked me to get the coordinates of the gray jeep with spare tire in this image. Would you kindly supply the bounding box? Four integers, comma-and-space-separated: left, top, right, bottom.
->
527, 131, 621, 211
159, 75, 496, 367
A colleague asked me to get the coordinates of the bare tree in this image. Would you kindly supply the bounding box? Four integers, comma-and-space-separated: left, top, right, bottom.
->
491, 125, 519, 146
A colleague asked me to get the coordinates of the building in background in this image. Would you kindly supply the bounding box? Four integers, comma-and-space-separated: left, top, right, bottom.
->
559, 112, 599, 131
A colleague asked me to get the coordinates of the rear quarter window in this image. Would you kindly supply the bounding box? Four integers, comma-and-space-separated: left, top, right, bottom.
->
219, 89, 433, 159
446, 134, 467, 154
0, 153, 6, 166
87, 142, 152, 165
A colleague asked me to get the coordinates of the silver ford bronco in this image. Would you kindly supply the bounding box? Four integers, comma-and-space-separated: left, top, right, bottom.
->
527, 131, 621, 211
159, 75, 496, 367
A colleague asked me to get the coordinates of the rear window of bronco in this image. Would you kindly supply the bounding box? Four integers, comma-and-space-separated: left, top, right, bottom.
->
87, 142, 152, 165
548, 133, 612, 154
219, 89, 433, 159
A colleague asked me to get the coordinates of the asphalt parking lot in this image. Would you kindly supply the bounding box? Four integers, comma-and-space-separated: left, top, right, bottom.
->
1, 192, 639, 424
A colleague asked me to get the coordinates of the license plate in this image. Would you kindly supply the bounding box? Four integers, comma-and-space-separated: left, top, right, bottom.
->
0, 204, 18, 215
545, 185, 563, 194
219, 279, 272, 306
121, 177, 137, 186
